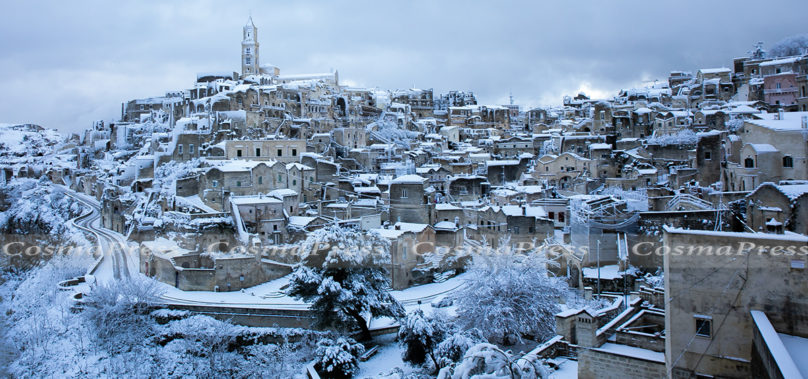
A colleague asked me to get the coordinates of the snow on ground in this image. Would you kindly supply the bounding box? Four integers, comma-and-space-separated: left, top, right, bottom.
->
355, 334, 411, 378
582, 264, 626, 280
152, 270, 468, 310
593, 342, 664, 363
548, 358, 578, 378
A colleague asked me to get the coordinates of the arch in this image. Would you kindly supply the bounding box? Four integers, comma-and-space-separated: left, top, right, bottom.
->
336, 97, 347, 117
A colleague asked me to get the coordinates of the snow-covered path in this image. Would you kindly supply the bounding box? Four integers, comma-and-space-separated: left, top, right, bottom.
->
59, 187, 137, 284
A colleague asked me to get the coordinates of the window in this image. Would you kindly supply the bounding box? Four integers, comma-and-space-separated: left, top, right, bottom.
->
255, 148, 261, 157
558, 212, 565, 222
278, 174, 283, 182
236, 181, 241, 187
783, 156, 794, 168
277, 149, 283, 157
237, 149, 242, 157
549, 211, 555, 220
704, 151, 711, 160
513, 226, 520, 234
695, 316, 712, 338
178, 144, 183, 155
776, 82, 781, 89
401, 188, 408, 198
273, 225, 278, 231
292, 179, 297, 186
245, 57, 251, 65
245, 47, 251, 54
258, 176, 263, 185
189, 144, 195, 156
744, 157, 755, 168
212, 180, 218, 188
292, 148, 297, 156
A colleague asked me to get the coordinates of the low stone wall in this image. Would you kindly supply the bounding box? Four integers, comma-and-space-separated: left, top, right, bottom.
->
578, 347, 665, 379
166, 303, 316, 328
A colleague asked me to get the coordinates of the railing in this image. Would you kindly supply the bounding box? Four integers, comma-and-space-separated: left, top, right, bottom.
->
665, 193, 714, 211
764, 88, 798, 95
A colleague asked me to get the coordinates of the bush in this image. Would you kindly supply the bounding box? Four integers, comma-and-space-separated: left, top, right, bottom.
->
314, 336, 365, 379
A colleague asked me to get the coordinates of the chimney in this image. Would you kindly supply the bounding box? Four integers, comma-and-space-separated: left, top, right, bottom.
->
778, 108, 785, 120
802, 115, 807, 129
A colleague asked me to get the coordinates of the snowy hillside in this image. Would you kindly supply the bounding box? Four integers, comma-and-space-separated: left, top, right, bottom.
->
0, 123, 62, 158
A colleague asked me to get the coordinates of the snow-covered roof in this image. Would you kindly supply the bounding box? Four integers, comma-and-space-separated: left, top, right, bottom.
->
746, 143, 779, 153
759, 57, 800, 67
354, 186, 381, 194
435, 203, 461, 211
486, 160, 520, 166
699, 67, 731, 74
746, 111, 808, 131
285, 163, 313, 171
391, 174, 427, 184
208, 160, 263, 172
141, 238, 193, 259
230, 195, 282, 205
434, 221, 458, 230
288, 216, 317, 228
269, 189, 298, 198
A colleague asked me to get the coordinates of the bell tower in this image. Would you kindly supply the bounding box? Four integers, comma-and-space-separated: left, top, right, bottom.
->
241, 16, 259, 76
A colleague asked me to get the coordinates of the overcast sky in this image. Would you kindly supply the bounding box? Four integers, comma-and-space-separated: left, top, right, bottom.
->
2, 0, 807, 134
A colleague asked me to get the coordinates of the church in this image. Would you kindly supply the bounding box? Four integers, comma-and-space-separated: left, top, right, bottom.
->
240, 17, 338, 86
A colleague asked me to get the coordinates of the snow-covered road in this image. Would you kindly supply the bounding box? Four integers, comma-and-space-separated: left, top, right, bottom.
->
60, 188, 136, 283
59, 186, 466, 317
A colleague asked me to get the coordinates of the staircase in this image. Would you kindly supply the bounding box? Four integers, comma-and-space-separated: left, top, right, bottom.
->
665, 193, 715, 211
731, 83, 750, 102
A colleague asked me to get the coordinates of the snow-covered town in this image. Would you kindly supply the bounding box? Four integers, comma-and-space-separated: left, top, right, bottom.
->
2, 3, 808, 379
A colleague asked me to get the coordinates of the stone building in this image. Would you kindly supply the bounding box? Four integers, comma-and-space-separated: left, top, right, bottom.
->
745, 181, 808, 234
663, 227, 808, 378
224, 139, 306, 163
388, 174, 432, 225
140, 238, 292, 292
723, 111, 808, 191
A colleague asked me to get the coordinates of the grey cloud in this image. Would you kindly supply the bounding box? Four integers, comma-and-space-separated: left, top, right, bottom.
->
1, 0, 806, 134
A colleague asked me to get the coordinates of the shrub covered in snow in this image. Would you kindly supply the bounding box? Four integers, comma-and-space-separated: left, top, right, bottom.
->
82, 277, 165, 352
314, 336, 365, 379
645, 129, 698, 146
438, 342, 549, 379
398, 309, 453, 369
454, 248, 565, 345
287, 225, 404, 340
769, 34, 808, 57
0, 257, 318, 377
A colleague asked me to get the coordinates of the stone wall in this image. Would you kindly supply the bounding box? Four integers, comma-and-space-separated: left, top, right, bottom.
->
578, 348, 665, 379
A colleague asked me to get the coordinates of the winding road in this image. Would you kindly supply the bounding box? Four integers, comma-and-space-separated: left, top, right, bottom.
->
58, 186, 465, 329
60, 187, 136, 282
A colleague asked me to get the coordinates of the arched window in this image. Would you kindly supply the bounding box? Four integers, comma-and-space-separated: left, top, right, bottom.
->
783, 156, 794, 168
744, 157, 755, 168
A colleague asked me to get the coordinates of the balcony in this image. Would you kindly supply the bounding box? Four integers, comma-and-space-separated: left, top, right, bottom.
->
764, 88, 798, 95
